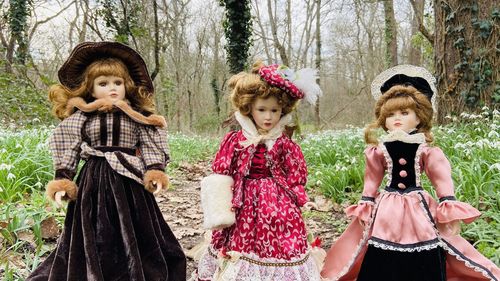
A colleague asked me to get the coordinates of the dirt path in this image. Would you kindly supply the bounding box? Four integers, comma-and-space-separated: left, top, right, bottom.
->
160, 161, 347, 277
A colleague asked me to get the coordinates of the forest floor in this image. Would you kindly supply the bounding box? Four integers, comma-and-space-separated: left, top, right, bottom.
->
162, 160, 347, 277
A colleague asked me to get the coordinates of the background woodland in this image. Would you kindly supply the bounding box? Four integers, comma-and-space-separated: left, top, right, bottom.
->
1, 0, 498, 134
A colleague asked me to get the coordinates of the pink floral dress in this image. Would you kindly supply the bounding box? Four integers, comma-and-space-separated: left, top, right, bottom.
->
193, 117, 320, 280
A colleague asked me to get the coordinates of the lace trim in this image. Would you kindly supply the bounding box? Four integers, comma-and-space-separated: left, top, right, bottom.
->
207, 247, 311, 267
194, 246, 321, 281
370, 64, 437, 111
379, 144, 392, 187
440, 240, 498, 281
414, 143, 425, 187
368, 237, 442, 252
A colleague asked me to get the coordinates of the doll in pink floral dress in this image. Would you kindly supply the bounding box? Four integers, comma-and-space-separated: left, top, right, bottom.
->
191, 61, 323, 281
321, 65, 499, 281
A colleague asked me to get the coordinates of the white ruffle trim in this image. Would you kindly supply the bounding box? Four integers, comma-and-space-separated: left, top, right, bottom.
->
367, 239, 442, 252
191, 247, 321, 281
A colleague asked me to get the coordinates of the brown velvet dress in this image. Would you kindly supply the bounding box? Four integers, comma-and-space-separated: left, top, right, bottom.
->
27, 109, 186, 281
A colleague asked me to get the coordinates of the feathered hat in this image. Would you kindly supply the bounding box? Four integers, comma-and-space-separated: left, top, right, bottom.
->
258, 64, 322, 105
371, 64, 437, 110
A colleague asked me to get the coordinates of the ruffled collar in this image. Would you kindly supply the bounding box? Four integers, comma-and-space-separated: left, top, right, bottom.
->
380, 129, 425, 144
234, 111, 291, 150
66, 97, 166, 128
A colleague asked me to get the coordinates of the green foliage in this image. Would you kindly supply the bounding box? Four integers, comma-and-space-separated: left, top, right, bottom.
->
219, 0, 253, 73
96, 0, 144, 43
0, 72, 55, 128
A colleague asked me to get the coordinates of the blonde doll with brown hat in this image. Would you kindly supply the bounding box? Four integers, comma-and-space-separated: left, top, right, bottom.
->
27, 41, 186, 281
320, 65, 499, 281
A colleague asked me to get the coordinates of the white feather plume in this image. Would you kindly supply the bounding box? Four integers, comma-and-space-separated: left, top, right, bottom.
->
291, 68, 323, 105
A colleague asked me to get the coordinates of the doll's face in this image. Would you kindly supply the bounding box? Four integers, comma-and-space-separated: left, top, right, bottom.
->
92, 75, 126, 102
385, 108, 420, 133
251, 96, 282, 132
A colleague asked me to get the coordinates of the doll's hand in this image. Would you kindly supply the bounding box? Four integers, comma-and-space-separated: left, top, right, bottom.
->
54, 191, 66, 208
143, 170, 169, 195
302, 201, 318, 211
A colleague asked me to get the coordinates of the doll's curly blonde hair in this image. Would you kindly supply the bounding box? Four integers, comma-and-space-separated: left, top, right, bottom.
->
228, 61, 299, 116
364, 85, 434, 145
49, 58, 155, 120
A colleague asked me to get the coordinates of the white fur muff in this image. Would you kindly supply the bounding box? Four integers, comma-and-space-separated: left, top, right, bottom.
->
200, 174, 235, 230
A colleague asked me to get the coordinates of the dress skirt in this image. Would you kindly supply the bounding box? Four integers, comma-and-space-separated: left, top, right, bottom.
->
27, 157, 186, 281
357, 245, 447, 281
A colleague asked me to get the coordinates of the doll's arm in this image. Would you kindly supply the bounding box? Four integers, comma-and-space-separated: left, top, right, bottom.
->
46, 112, 85, 202
361, 145, 385, 200
282, 140, 309, 207
138, 125, 170, 193
422, 147, 481, 224
344, 146, 385, 222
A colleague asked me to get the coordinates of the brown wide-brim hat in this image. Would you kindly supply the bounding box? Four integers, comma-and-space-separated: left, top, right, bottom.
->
58, 41, 154, 93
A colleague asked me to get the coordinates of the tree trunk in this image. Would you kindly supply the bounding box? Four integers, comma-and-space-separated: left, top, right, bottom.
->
314, 0, 321, 129
434, 0, 498, 123
267, 0, 289, 65
382, 0, 397, 67
409, 0, 424, 65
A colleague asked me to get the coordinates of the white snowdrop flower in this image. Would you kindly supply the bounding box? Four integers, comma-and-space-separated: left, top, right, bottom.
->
487, 130, 499, 139
481, 106, 489, 111
491, 163, 500, 172
34, 181, 43, 188
0, 148, 6, 154
7, 173, 16, 180
0, 163, 13, 171
316, 180, 323, 186
15, 143, 22, 148
315, 171, 323, 176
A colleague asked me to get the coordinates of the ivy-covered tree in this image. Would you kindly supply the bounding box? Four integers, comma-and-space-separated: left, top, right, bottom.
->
96, 0, 142, 45
434, 1, 499, 122
219, 0, 252, 73
8, 0, 31, 66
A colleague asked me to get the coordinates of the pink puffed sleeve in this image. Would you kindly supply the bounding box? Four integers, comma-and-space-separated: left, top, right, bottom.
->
211, 131, 239, 175
345, 145, 385, 222
422, 146, 481, 224
282, 139, 309, 206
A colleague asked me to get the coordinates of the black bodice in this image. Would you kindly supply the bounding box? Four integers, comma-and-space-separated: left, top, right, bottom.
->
384, 141, 420, 192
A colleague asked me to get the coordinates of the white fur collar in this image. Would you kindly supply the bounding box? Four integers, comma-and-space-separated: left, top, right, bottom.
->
380, 129, 425, 144
234, 111, 292, 149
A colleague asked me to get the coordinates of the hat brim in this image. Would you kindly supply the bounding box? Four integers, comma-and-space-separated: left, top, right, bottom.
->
370, 64, 437, 110
58, 41, 154, 93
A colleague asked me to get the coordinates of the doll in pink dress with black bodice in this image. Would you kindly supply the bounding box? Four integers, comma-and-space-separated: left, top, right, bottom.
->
190, 61, 323, 281
321, 65, 499, 281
